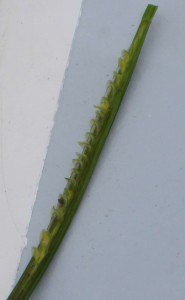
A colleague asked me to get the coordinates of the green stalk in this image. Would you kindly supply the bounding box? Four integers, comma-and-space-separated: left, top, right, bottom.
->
8, 4, 157, 299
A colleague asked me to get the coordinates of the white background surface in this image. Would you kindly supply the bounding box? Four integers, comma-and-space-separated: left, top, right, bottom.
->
0, 1, 82, 298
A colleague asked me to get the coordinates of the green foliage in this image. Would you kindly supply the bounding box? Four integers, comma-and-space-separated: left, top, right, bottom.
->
8, 4, 158, 299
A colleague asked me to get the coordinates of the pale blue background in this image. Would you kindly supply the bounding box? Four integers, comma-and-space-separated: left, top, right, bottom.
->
17, 0, 185, 299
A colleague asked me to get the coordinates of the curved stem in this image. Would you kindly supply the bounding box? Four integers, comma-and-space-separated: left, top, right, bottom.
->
8, 4, 158, 300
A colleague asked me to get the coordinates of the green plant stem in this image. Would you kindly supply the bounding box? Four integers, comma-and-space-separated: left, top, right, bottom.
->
8, 4, 157, 300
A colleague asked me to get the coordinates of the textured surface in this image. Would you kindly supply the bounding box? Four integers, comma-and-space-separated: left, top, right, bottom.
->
18, 0, 185, 299
0, 1, 82, 299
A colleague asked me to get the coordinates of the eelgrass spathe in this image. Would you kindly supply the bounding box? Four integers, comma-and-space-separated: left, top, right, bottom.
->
8, 4, 158, 299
